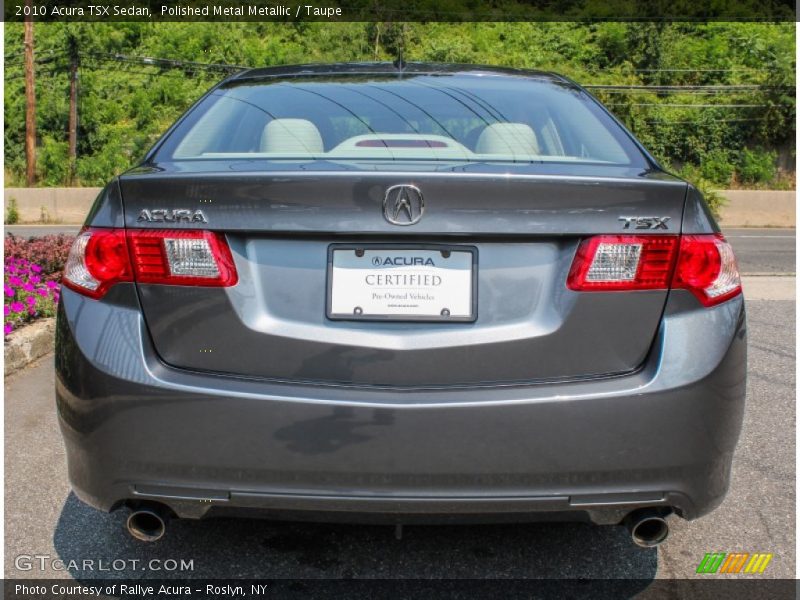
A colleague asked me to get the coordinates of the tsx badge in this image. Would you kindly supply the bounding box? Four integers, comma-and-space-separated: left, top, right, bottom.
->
618, 216, 670, 230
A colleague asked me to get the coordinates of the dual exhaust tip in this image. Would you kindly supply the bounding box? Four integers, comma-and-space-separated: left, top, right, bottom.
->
624, 508, 670, 548
126, 503, 170, 543
125, 503, 669, 547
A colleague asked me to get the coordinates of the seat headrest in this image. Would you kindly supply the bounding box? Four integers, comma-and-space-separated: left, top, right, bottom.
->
260, 119, 324, 153
475, 123, 540, 155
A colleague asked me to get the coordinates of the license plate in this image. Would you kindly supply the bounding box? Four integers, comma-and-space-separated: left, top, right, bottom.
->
327, 245, 477, 322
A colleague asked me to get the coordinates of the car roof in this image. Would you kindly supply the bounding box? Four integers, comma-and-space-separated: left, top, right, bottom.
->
229, 62, 575, 87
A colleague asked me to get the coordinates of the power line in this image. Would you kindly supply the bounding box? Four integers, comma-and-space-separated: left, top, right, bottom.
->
5, 48, 66, 61
83, 51, 247, 73
631, 67, 767, 72
645, 118, 770, 123
5, 54, 64, 68
79, 66, 221, 81
597, 89, 776, 95
608, 103, 768, 107
7, 49, 247, 76
7, 59, 224, 81
11, 59, 786, 94
586, 84, 789, 91
5, 68, 67, 80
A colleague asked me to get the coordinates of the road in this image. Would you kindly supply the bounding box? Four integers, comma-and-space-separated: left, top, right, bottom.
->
723, 228, 796, 275
5, 225, 81, 238
5, 225, 796, 276
4, 276, 795, 591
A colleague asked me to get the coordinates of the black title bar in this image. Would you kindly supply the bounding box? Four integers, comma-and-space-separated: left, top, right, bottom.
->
4, 0, 798, 22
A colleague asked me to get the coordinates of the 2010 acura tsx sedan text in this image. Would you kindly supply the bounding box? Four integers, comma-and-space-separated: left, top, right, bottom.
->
55, 63, 746, 546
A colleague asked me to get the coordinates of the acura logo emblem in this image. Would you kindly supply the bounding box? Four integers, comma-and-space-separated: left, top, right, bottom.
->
383, 184, 424, 226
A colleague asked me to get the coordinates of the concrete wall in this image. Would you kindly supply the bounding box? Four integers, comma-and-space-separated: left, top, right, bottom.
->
4, 187, 101, 224
716, 190, 795, 228
3, 186, 796, 227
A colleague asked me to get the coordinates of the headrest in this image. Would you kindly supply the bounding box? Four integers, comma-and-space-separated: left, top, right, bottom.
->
476, 123, 540, 155
260, 118, 324, 153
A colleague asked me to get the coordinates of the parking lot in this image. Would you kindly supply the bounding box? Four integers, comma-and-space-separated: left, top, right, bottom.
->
4, 231, 795, 588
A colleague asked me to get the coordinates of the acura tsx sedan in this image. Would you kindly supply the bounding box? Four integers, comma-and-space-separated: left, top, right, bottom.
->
55, 63, 746, 546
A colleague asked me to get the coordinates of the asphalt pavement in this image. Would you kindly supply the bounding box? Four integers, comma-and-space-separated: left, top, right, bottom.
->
722, 228, 796, 275
4, 277, 795, 589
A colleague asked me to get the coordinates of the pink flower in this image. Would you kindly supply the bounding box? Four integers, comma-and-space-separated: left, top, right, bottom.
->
3, 305, 9, 316
23, 283, 35, 292
8, 276, 22, 287
4, 324, 13, 335
4, 286, 14, 297
37, 288, 48, 297
47, 281, 58, 290
25, 296, 36, 307
30, 275, 41, 284
10, 302, 24, 312
31, 264, 42, 273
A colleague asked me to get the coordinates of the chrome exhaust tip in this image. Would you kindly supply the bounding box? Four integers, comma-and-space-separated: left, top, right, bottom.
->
624, 509, 670, 548
126, 504, 169, 542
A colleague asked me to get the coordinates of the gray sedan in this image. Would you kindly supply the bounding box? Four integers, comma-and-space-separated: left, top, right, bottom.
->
55, 63, 745, 548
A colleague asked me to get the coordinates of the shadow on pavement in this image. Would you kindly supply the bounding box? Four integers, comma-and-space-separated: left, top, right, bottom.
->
53, 492, 657, 587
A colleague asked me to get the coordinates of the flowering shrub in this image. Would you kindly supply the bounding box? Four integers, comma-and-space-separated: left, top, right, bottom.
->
4, 234, 74, 337
5, 234, 75, 275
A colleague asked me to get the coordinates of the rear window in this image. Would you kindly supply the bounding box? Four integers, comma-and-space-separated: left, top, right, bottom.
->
157, 73, 646, 166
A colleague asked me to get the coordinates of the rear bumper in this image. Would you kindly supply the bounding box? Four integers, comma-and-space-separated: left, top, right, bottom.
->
55, 286, 746, 525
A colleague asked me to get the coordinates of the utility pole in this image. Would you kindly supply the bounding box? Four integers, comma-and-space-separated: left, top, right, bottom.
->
23, 0, 36, 186
68, 35, 79, 184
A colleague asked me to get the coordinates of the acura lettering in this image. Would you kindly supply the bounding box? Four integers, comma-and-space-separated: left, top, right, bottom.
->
137, 208, 208, 223
372, 256, 436, 266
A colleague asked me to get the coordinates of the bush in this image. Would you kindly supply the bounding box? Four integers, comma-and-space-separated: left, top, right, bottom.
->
37, 136, 70, 186
4, 234, 74, 277
4, 258, 61, 336
737, 149, 777, 185
3, 234, 73, 336
700, 150, 735, 187
5, 198, 19, 225
674, 163, 726, 218
769, 170, 796, 191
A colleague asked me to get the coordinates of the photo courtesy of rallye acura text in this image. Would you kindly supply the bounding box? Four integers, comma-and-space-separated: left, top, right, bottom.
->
55, 62, 746, 547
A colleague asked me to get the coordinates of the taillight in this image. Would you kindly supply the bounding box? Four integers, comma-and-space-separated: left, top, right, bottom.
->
63, 229, 132, 299
567, 235, 679, 291
62, 228, 238, 300
127, 230, 238, 287
673, 234, 742, 306
567, 233, 742, 307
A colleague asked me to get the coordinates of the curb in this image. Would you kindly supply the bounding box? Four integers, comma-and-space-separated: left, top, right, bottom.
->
4, 318, 56, 375
741, 275, 795, 302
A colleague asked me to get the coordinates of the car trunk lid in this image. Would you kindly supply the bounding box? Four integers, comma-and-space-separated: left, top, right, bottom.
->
120, 165, 686, 387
